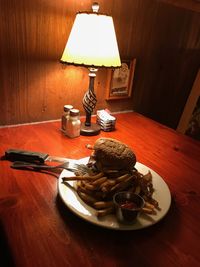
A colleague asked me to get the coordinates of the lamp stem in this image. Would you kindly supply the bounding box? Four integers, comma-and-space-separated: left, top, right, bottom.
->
81, 68, 101, 136
84, 69, 97, 126
83, 68, 98, 127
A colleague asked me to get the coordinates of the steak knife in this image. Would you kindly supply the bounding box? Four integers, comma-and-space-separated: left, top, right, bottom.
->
4, 148, 71, 164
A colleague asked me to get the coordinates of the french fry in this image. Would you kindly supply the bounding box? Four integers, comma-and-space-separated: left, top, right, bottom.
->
84, 183, 97, 191
77, 183, 96, 195
96, 207, 114, 217
134, 186, 141, 194
101, 186, 108, 193
142, 207, 157, 215
92, 176, 107, 186
77, 190, 98, 205
116, 173, 131, 182
93, 201, 114, 209
143, 171, 152, 182
62, 172, 104, 182
70, 166, 159, 218
144, 201, 155, 210
99, 179, 116, 191
110, 175, 133, 193
143, 196, 160, 209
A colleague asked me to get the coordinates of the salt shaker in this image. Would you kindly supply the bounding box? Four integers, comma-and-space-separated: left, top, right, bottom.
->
61, 104, 73, 133
65, 109, 81, 138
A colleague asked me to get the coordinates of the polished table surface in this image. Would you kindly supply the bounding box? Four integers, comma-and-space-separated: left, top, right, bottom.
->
0, 112, 200, 267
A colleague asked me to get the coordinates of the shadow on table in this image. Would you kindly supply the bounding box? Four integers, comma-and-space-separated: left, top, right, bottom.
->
0, 221, 15, 267
56, 193, 181, 266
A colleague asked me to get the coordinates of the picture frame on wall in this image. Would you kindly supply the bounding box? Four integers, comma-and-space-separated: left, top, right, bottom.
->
177, 69, 200, 141
106, 58, 136, 100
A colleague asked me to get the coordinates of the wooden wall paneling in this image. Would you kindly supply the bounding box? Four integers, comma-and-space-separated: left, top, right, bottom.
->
159, 0, 200, 13
0, 0, 199, 127
0, 0, 136, 126
0, 0, 69, 125
131, 2, 200, 128
128, 0, 160, 111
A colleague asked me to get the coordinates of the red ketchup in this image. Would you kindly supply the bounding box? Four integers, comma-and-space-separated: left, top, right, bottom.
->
120, 200, 138, 210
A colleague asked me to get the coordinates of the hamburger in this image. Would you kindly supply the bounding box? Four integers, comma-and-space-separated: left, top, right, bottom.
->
62, 137, 158, 216
88, 137, 136, 172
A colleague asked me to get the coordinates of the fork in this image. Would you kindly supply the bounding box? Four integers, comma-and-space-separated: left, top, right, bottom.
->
11, 161, 90, 173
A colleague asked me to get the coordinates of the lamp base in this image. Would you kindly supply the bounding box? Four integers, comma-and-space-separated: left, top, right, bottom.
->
80, 122, 101, 136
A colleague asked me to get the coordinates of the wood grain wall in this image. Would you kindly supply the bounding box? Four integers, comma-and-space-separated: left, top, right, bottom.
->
0, 0, 199, 128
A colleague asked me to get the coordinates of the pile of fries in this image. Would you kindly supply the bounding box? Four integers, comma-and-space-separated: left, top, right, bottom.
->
62, 167, 160, 218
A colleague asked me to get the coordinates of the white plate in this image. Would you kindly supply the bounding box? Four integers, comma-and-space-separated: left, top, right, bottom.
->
58, 157, 171, 230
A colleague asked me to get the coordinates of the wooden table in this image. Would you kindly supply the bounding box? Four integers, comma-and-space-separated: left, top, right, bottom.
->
0, 112, 200, 267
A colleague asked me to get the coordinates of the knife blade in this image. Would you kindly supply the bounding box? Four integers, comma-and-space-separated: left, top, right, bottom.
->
4, 148, 71, 164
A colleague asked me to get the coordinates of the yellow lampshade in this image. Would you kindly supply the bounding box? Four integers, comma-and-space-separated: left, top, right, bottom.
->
60, 12, 121, 68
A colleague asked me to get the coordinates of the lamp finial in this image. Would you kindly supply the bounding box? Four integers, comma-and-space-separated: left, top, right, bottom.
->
92, 2, 99, 13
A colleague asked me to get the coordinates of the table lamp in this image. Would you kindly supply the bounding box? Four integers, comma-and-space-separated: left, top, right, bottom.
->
60, 2, 121, 136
